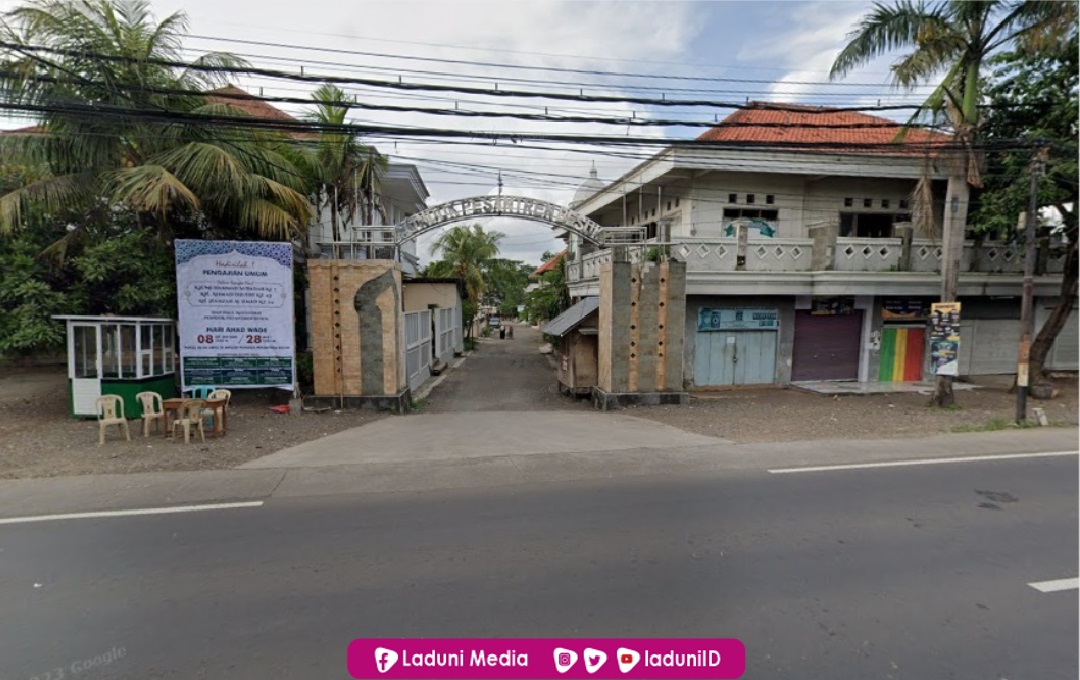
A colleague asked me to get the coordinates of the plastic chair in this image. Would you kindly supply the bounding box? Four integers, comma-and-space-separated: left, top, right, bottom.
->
96, 395, 131, 446
189, 386, 215, 399
136, 391, 164, 437
201, 389, 232, 433
172, 399, 206, 444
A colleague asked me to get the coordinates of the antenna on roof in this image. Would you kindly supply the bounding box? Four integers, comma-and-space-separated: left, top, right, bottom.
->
497, 170, 503, 197
300, 65, 304, 77
259, 87, 263, 97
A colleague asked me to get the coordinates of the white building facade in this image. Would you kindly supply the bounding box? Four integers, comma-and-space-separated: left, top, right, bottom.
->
566, 105, 1076, 388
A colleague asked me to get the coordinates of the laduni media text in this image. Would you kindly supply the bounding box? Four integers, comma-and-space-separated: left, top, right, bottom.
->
398, 649, 529, 668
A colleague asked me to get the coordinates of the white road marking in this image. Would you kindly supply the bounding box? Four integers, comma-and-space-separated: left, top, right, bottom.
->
0, 501, 264, 525
1028, 578, 1080, 593
768, 450, 1078, 474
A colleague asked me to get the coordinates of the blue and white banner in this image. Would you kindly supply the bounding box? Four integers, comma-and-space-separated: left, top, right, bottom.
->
175, 240, 295, 391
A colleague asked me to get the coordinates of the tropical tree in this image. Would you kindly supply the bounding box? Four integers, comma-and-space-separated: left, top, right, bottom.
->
974, 31, 1078, 385
427, 224, 504, 337
830, 0, 1077, 406
0, 0, 313, 244
304, 83, 387, 246
525, 253, 570, 324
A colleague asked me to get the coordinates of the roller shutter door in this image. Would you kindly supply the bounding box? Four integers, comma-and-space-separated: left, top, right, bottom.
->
791, 311, 863, 381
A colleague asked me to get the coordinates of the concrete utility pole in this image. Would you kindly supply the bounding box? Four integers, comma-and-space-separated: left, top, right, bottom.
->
1016, 147, 1048, 423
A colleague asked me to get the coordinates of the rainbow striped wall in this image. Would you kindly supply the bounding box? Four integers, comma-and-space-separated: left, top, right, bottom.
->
879, 326, 925, 382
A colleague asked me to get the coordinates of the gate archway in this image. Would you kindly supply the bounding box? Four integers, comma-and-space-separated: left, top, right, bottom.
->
395, 195, 606, 246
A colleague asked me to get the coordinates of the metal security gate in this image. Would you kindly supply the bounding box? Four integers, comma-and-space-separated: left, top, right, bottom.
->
404, 309, 432, 391
433, 307, 456, 364
791, 311, 863, 381
694, 330, 778, 386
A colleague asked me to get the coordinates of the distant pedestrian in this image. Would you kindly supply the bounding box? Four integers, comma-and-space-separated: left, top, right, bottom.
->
507, 324, 514, 339
499, 326, 506, 340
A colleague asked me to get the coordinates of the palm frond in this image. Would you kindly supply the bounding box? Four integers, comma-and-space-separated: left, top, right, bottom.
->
830, 0, 951, 81
106, 164, 200, 218
0, 173, 90, 235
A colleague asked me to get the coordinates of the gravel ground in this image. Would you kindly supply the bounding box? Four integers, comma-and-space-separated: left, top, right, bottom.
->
623, 376, 1079, 443
3, 331, 1075, 478
0, 367, 386, 479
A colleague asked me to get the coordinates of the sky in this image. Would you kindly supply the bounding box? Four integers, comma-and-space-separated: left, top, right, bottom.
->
0, 0, 932, 266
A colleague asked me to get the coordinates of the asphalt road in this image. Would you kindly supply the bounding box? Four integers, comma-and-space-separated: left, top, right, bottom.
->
1, 454, 1076, 680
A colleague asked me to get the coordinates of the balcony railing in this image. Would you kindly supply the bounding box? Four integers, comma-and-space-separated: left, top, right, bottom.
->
567, 221, 1066, 282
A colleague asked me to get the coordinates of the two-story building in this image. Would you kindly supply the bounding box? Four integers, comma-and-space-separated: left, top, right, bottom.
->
566, 103, 1076, 389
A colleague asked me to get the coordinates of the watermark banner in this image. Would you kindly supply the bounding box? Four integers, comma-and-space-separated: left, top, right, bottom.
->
348, 639, 745, 679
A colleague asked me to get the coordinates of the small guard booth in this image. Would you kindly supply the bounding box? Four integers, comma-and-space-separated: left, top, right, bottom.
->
53, 315, 178, 418
541, 297, 600, 396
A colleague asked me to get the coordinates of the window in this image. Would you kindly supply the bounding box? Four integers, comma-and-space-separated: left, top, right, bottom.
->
728, 193, 737, 204
120, 325, 136, 379
724, 208, 779, 220
766, 195, 775, 205
863, 198, 873, 208
899, 198, 909, 209
675, 198, 680, 207
840, 212, 908, 238
74, 326, 98, 379
844, 198, 853, 207
667, 201, 672, 211
651, 208, 656, 217
882, 199, 890, 209
140, 324, 153, 377
746, 194, 755, 204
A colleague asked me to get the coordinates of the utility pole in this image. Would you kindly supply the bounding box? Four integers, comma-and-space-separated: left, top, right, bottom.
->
1016, 146, 1047, 423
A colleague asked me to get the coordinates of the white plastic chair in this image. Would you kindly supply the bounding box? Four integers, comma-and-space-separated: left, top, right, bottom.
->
96, 395, 131, 446
136, 391, 164, 437
172, 399, 206, 444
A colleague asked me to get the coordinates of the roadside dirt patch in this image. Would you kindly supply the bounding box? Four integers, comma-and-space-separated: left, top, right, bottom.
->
622, 376, 1078, 443
0, 368, 386, 479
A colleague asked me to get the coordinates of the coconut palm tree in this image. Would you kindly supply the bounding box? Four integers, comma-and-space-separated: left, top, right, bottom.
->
829, 0, 1076, 406
0, 0, 313, 244
428, 224, 504, 336
304, 83, 387, 249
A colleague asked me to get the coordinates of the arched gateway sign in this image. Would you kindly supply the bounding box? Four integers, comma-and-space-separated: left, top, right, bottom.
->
396, 195, 605, 245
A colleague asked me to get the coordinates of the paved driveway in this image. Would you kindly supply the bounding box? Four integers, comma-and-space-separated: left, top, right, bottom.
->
425, 323, 587, 413
243, 323, 725, 469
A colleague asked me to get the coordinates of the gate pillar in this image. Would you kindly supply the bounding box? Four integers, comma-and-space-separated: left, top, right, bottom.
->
307, 260, 410, 412
594, 255, 688, 410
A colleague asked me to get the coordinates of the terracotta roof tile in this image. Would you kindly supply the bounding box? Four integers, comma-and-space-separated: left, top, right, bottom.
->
205, 86, 316, 140
696, 102, 950, 155
532, 249, 567, 277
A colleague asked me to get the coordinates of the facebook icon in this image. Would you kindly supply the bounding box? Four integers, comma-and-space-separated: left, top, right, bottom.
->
374, 648, 399, 673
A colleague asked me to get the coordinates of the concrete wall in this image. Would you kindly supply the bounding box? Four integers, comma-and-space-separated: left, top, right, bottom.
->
598, 257, 686, 394
309, 260, 406, 397
403, 281, 460, 312
684, 295, 797, 386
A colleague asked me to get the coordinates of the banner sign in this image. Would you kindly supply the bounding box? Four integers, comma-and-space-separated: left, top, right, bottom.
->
175, 240, 295, 391
698, 308, 779, 331
882, 298, 931, 321
810, 297, 855, 315
929, 302, 961, 376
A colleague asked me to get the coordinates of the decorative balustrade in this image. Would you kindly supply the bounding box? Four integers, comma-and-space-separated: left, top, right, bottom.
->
565, 235, 1066, 282
834, 238, 903, 272
674, 239, 737, 272
746, 238, 815, 272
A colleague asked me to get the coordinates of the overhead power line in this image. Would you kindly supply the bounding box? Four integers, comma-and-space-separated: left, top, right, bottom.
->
0, 41, 936, 113
0, 70, 958, 132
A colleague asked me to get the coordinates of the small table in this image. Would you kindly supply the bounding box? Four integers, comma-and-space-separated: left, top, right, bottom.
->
163, 397, 228, 438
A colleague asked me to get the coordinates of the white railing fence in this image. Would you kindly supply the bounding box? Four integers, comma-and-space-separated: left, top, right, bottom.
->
433, 307, 456, 364
404, 309, 432, 392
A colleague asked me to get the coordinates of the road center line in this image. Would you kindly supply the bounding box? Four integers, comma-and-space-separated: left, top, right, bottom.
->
1028, 577, 1080, 593
768, 450, 1078, 474
0, 501, 264, 525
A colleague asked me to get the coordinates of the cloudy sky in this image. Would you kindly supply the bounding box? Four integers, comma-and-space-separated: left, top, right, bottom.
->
0, 0, 928, 265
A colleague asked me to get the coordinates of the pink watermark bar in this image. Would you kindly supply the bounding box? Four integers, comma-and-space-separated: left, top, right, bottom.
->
348, 638, 745, 679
